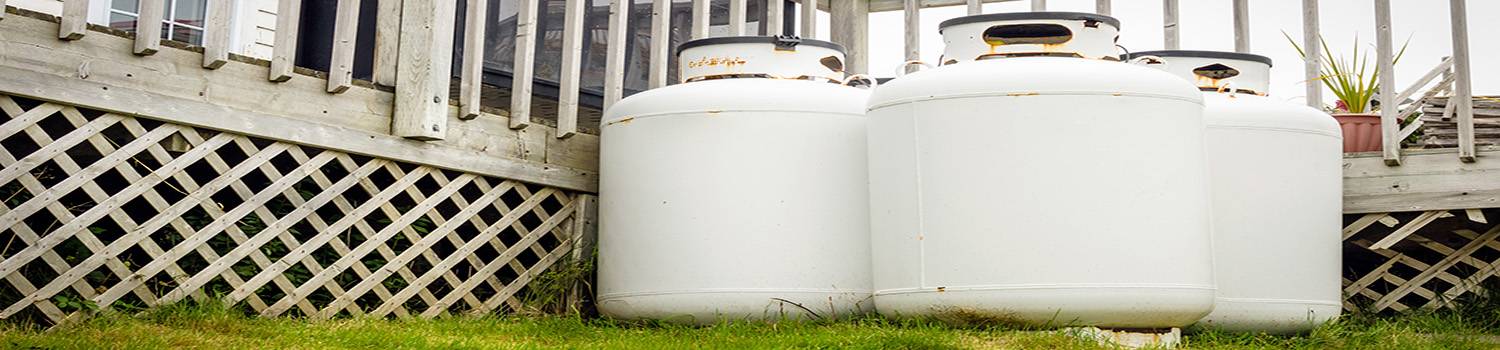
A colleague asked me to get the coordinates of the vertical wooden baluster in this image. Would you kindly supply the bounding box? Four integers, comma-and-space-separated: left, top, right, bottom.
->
967, 0, 981, 15
202, 0, 233, 69
1094, 0, 1109, 15
328, 0, 362, 93
729, 0, 746, 35
459, 0, 489, 119
557, 0, 584, 138
604, 0, 628, 109
802, 0, 817, 37
134, 0, 165, 55
269, 0, 302, 82
59, 0, 88, 40
1374, 0, 1399, 165
829, 0, 866, 74
1030, 0, 1043, 11
902, 0, 917, 73
1301, 0, 1321, 109
509, 0, 539, 129
692, 0, 709, 39
1232, 0, 1249, 53
392, 0, 458, 140
649, 0, 669, 88
767, 0, 783, 35
1450, 0, 1474, 162
1162, 0, 1179, 50
373, 0, 403, 86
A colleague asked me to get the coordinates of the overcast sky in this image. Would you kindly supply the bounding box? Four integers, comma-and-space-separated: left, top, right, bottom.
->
839, 0, 1497, 106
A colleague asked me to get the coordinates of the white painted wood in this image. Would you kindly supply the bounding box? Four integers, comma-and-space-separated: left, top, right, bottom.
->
373, 0, 402, 86
510, 0, 539, 129
1450, 0, 1475, 162
201, 0, 232, 69
967, 0, 980, 15
269, 0, 301, 82
393, 0, 458, 140
58, 0, 88, 40
1395, 58, 1454, 105
460, 0, 489, 119
1374, 0, 1399, 165
830, 0, 868, 74
133, 0, 164, 55
1162, 0, 1179, 50
1030, 0, 1043, 11
1343, 148, 1500, 213
768, 0, 784, 35
1302, 0, 1321, 108
729, 0, 746, 36
0, 15, 599, 191
867, 0, 1019, 12
803, 0, 819, 37
604, 0, 628, 109
649, 0, 669, 88
1370, 210, 1446, 250
328, 0, 362, 93
903, 0, 917, 73
692, 0, 710, 38
1232, 0, 1249, 53
1092, 0, 1108, 15
558, 0, 584, 138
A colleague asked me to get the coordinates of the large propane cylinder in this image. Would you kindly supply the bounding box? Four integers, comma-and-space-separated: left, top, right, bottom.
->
597, 36, 873, 324
866, 13, 1215, 328
1131, 50, 1343, 333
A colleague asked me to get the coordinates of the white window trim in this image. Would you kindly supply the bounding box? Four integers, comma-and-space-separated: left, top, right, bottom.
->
87, 0, 256, 57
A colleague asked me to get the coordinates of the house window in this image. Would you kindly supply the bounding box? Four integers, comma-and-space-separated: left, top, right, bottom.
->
107, 0, 208, 46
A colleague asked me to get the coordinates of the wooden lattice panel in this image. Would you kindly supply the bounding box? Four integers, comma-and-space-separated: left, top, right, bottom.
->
1343, 208, 1500, 313
0, 93, 587, 326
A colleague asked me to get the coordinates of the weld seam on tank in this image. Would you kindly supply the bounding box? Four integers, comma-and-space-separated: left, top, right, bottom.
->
912, 106, 929, 290
874, 284, 1217, 296
599, 289, 874, 299
867, 92, 1203, 110
1206, 124, 1344, 138
1214, 297, 1341, 306
604, 110, 867, 123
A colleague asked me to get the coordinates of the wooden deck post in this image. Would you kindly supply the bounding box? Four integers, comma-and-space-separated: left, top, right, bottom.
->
373, 0, 403, 86
768, 0, 785, 35
133, 0, 165, 55
830, 0, 868, 75
58, 0, 88, 40
558, 0, 585, 138
1374, 0, 1400, 165
803, 0, 819, 37
604, 0, 628, 109
1094, 0, 1109, 15
729, 0, 747, 35
510, 0, 540, 129
202, 0, 233, 69
459, 0, 489, 119
903, 0, 918, 73
269, 0, 302, 82
693, 0, 711, 39
1301, 0, 1321, 108
392, 0, 458, 140
1450, 0, 1475, 162
649, 0, 670, 88
328, 0, 362, 93
1162, 0, 1179, 50
1232, 0, 1249, 53
1030, 0, 1044, 11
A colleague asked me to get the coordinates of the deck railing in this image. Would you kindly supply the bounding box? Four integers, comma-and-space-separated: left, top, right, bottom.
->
37, 0, 1477, 165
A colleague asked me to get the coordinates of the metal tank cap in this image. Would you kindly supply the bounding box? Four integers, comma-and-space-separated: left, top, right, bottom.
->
1127, 50, 1274, 96
675, 36, 848, 84
937, 12, 1121, 64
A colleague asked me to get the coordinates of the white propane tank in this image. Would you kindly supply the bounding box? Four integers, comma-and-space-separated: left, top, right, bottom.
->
597, 36, 873, 324
867, 13, 1215, 328
1131, 50, 1343, 334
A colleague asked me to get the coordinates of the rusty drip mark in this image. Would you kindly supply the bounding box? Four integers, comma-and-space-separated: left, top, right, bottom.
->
606, 116, 635, 126
1006, 92, 1040, 97
936, 287, 946, 292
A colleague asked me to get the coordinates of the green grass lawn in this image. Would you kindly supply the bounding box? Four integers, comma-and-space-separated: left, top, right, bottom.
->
3, 304, 1499, 349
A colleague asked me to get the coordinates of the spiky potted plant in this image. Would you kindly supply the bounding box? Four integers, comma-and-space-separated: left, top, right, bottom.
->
1288, 34, 1406, 152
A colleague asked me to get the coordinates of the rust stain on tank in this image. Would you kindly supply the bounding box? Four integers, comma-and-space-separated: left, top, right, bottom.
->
607, 116, 636, 126
685, 56, 748, 69
1007, 92, 1040, 97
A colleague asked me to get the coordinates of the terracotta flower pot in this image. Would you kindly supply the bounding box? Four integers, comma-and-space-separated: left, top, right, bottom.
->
1333, 113, 1382, 153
